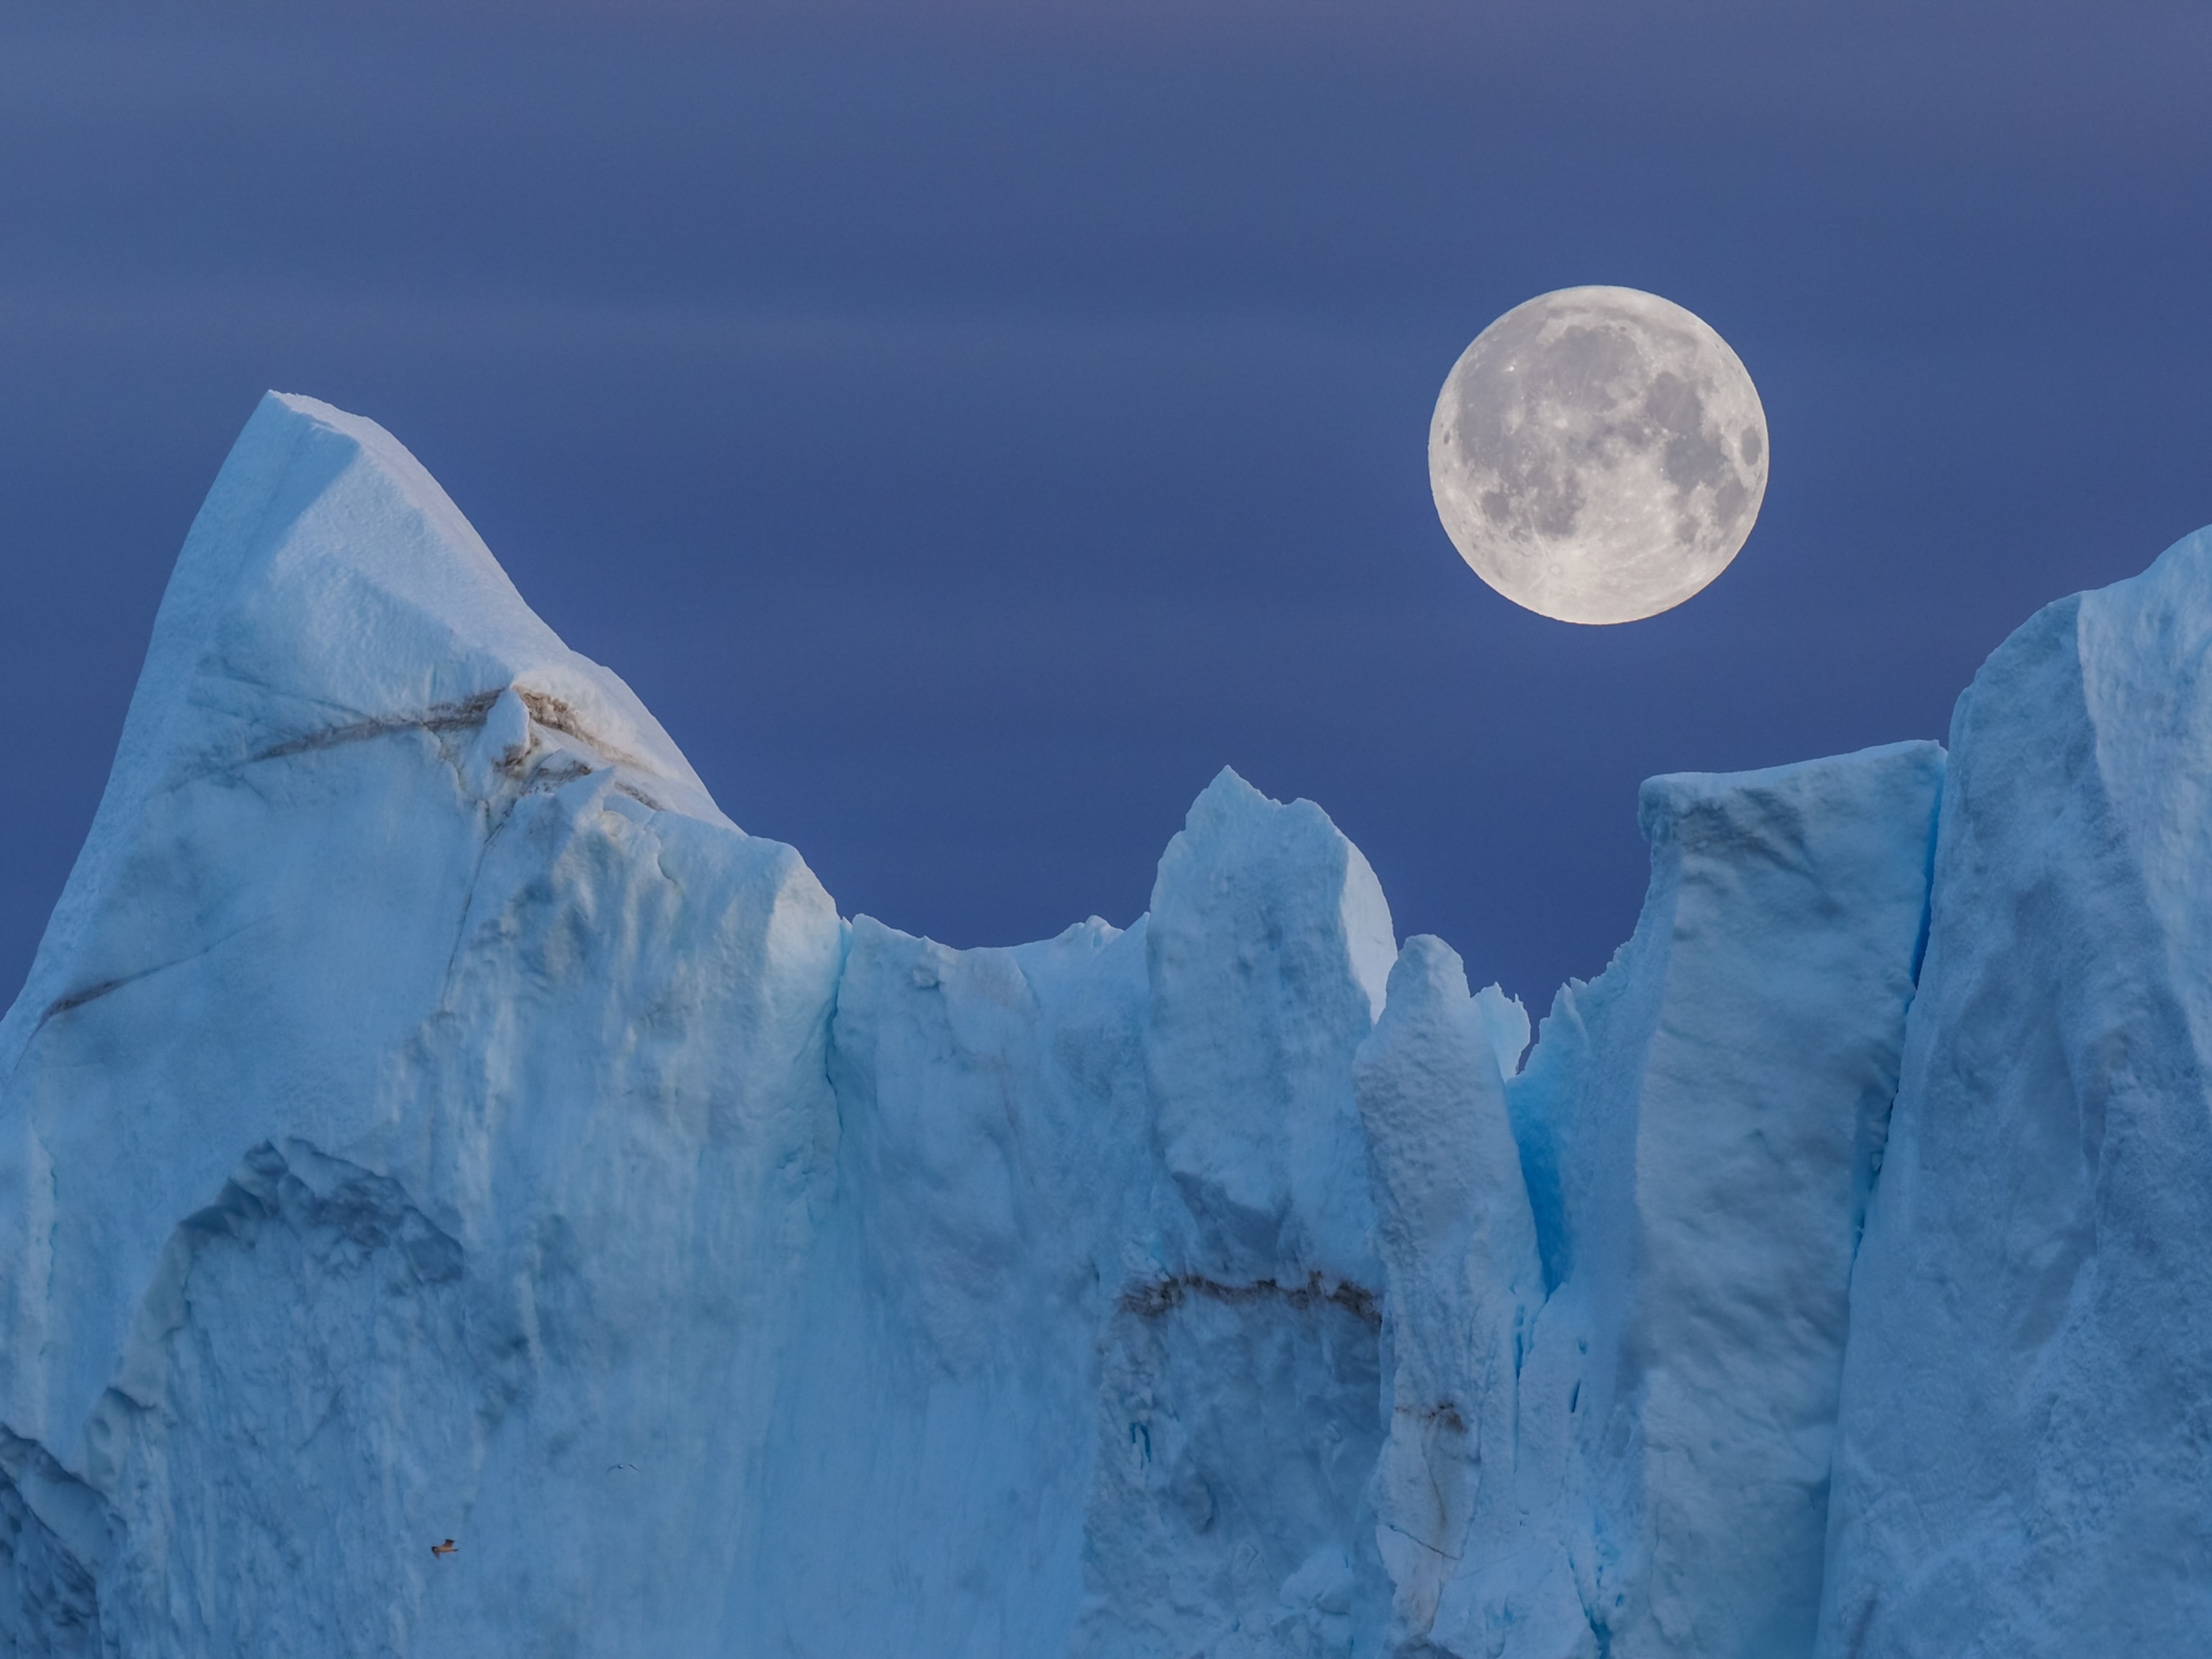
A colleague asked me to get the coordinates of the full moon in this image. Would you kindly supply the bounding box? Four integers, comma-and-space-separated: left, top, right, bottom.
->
1429, 286, 1768, 625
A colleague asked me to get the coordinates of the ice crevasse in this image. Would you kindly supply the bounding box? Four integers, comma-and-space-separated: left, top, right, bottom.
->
0, 392, 2204, 1657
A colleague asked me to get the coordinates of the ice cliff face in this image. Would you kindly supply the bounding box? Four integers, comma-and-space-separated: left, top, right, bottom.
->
0, 395, 844, 1658
0, 394, 2198, 1657
1819, 529, 2212, 1657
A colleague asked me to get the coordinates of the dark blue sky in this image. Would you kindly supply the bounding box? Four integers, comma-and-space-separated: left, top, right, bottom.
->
4, 0, 2208, 1009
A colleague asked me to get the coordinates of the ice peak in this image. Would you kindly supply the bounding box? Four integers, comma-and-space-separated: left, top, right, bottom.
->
161, 391, 727, 801
184, 392, 721, 817
1183, 763, 1271, 825
1, 393, 730, 1075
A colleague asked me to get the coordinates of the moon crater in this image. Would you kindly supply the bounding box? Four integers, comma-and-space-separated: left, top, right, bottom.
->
1430, 286, 1768, 625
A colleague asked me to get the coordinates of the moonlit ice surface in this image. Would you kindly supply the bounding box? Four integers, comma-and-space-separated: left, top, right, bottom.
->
0, 395, 1925, 1658
12, 392, 2212, 1658
1429, 285, 1768, 624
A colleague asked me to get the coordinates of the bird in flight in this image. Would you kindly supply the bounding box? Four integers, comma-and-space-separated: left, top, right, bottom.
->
431, 1539, 458, 1559
608, 1462, 640, 1474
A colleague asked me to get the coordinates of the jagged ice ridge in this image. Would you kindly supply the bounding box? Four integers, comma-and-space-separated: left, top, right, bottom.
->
1, 393, 2206, 1656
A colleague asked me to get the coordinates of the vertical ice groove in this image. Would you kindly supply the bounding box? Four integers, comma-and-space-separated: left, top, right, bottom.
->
1355, 935, 1547, 1652
1486, 739, 1942, 1659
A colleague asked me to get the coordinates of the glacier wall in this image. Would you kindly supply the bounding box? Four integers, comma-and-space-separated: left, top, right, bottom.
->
1819, 529, 2212, 1655
0, 393, 2199, 1657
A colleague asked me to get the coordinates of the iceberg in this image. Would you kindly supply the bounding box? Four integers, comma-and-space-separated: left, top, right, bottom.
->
0, 392, 2201, 1656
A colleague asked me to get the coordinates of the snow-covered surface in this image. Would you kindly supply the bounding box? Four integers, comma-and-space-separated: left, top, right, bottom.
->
0, 393, 2201, 1655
